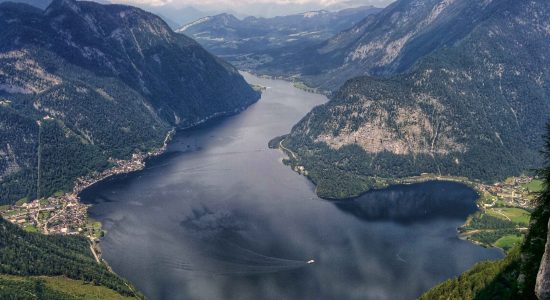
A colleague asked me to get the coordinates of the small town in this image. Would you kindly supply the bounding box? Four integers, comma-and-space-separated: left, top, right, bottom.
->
461, 175, 543, 250
0, 130, 173, 240
475, 175, 539, 209
0, 193, 93, 237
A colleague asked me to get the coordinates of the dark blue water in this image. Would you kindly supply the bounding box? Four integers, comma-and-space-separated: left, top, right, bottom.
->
80, 73, 502, 300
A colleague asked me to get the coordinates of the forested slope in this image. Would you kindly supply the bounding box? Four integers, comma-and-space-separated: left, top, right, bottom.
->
0, 217, 142, 298
282, 0, 550, 199
0, 0, 259, 204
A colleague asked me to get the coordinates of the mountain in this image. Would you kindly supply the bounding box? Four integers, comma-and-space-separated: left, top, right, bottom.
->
279, 0, 550, 199
0, 0, 204, 29
254, 0, 545, 91
0, 0, 259, 204
137, 5, 211, 29
0, 0, 49, 9
0, 0, 109, 10
177, 6, 382, 71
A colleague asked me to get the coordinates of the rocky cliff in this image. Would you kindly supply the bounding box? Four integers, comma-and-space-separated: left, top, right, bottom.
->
536, 219, 550, 300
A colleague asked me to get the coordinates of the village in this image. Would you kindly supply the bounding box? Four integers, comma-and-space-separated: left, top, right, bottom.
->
1, 193, 92, 236
462, 175, 543, 250
401, 173, 540, 209
0, 130, 174, 240
475, 175, 539, 209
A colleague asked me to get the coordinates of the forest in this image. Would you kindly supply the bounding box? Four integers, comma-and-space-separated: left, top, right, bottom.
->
0, 218, 141, 298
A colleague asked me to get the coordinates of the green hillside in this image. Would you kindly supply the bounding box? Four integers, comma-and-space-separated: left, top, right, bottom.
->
283, 0, 549, 199
0, 218, 142, 299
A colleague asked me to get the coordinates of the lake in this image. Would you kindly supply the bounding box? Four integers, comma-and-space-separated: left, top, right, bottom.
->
80, 73, 502, 300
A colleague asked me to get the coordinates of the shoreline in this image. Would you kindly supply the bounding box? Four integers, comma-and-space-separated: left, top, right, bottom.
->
240, 70, 330, 95
273, 137, 536, 253
0, 102, 261, 257
77, 104, 258, 198
74, 128, 176, 198
78, 105, 259, 241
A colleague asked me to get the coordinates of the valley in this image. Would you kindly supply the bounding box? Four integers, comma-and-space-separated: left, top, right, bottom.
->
177, 6, 381, 72
78, 73, 502, 300
0, 0, 549, 299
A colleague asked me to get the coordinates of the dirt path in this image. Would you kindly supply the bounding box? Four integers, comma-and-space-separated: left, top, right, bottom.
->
279, 139, 297, 160
90, 243, 100, 264
494, 209, 512, 221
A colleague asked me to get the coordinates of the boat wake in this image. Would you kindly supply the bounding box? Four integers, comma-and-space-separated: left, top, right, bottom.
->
160, 239, 314, 275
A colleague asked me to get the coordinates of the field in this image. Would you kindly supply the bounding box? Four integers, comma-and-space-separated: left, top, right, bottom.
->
41, 276, 135, 299
0, 275, 136, 299
23, 225, 39, 233
486, 207, 531, 225
15, 197, 28, 206
494, 234, 524, 251
523, 179, 544, 193
87, 220, 103, 239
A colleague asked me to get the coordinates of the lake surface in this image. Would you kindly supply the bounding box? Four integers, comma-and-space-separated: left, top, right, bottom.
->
80, 73, 502, 300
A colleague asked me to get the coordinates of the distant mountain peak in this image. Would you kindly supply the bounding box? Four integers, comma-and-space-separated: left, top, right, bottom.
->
45, 0, 79, 13
177, 15, 211, 32
302, 10, 329, 18
178, 5, 382, 67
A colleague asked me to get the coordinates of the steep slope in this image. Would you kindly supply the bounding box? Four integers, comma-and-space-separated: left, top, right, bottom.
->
178, 6, 381, 71
281, 0, 550, 199
255, 0, 519, 90
0, 217, 142, 298
0, 0, 259, 203
536, 219, 550, 299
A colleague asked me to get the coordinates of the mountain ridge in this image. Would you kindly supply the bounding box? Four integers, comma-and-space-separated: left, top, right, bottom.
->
0, 0, 259, 204
280, 0, 550, 199
178, 6, 382, 72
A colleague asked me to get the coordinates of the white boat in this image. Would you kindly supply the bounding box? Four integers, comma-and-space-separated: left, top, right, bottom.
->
307, 259, 315, 264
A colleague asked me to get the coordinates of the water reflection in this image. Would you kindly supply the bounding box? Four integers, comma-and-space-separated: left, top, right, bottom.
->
81, 74, 502, 300
335, 181, 479, 224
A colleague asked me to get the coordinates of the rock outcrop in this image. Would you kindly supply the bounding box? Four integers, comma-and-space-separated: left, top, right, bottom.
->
536, 219, 550, 300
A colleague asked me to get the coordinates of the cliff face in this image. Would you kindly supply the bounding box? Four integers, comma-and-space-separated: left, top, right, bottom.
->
536, 219, 550, 300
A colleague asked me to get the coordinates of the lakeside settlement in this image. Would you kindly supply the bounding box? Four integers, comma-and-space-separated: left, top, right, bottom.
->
0, 129, 175, 241
274, 136, 542, 252
1, 117, 543, 256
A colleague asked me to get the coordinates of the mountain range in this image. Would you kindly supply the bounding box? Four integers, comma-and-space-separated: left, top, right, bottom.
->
278, 0, 550, 199
0, 0, 259, 204
178, 6, 382, 71
256, 0, 516, 89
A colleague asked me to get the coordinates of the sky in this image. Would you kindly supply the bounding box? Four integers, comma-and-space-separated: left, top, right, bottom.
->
111, 0, 394, 19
